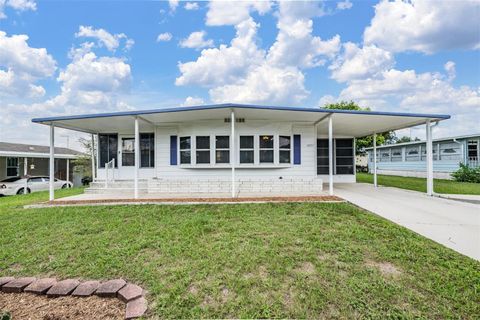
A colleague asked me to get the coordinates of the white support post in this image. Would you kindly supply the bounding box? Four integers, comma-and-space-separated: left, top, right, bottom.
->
49, 124, 55, 201
134, 116, 140, 199
91, 134, 96, 181
66, 158, 70, 186
24, 157, 28, 195
426, 120, 434, 196
328, 115, 333, 196
231, 110, 236, 198
373, 133, 377, 187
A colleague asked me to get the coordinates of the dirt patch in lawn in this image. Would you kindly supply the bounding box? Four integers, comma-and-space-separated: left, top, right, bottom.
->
366, 260, 402, 277
0, 292, 124, 320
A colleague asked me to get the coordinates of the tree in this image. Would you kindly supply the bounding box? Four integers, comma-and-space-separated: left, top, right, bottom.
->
394, 136, 420, 144
322, 100, 396, 154
72, 137, 93, 178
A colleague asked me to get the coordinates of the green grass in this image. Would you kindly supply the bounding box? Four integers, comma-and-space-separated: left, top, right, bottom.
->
1, 192, 479, 318
357, 172, 480, 195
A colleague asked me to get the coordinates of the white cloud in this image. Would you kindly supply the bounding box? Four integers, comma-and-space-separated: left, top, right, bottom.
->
179, 31, 214, 49
0, 31, 56, 98
169, 0, 179, 12
210, 63, 308, 105
184, 2, 199, 10
329, 43, 394, 82
0, 0, 36, 19
157, 32, 173, 42
444, 61, 456, 81
58, 52, 131, 95
206, 0, 271, 26
182, 96, 205, 106
267, 1, 340, 68
337, 0, 352, 10
75, 25, 134, 51
176, 1, 342, 105
176, 18, 264, 87
364, 0, 480, 53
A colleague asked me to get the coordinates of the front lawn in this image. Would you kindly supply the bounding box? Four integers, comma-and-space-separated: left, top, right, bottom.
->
0, 191, 478, 318
357, 172, 480, 195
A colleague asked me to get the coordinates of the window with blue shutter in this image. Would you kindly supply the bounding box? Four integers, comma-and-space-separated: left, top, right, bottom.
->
170, 135, 177, 165
293, 134, 301, 164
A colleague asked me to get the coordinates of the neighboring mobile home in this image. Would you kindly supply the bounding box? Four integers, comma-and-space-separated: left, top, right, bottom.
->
365, 134, 480, 179
31, 103, 450, 200
0, 142, 81, 182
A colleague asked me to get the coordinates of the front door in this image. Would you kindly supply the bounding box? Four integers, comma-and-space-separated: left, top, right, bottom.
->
121, 137, 135, 167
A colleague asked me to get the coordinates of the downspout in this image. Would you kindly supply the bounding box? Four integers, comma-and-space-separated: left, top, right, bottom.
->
452, 138, 465, 165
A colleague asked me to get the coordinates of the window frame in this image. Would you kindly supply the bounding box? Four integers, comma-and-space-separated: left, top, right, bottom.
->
215, 135, 230, 164
239, 135, 255, 165
179, 136, 192, 165
195, 136, 211, 164
278, 135, 292, 164
6, 157, 19, 177
259, 135, 275, 164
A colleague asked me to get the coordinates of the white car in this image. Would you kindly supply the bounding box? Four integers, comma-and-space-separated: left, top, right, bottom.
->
0, 176, 73, 196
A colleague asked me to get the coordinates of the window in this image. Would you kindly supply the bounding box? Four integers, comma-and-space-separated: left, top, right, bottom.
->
279, 136, 291, 164
468, 140, 478, 160
196, 136, 210, 164
140, 133, 155, 168
406, 146, 420, 161
240, 136, 254, 164
391, 148, 402, 162
215, 136, 230, 164
439, 142, 460, 160
335, 139, 354, 174
380, 150, 390, 162
6, 157, 18, 177
99, 134, 118, 168
28, 177, 43, 183
179, 136, 191, 164
122, 138, 135, 166
259, 135, 274, 163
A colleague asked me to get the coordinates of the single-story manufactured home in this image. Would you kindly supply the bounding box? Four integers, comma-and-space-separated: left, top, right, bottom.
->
31, 103, 450, 200
0, 142, 81, 182
365, 134, 480, 179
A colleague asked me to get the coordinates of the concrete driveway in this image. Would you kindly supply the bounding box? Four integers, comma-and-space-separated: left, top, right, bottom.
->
335, 183, 480, 261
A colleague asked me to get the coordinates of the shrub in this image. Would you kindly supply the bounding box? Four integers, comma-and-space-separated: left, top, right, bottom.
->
451, 163, 480, 183
0, 311, 11, 320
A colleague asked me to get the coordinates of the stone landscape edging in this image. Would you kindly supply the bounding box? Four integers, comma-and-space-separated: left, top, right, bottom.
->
0, 276, 147, 319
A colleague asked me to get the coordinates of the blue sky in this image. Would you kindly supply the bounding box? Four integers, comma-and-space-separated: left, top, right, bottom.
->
0, 0, 479, 149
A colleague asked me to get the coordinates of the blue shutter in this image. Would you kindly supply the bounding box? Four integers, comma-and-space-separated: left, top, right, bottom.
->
294, 134, 301, 165
170, 136, 177, 165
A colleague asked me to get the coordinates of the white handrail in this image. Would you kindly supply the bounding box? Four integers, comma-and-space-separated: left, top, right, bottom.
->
104, 158, 115, 188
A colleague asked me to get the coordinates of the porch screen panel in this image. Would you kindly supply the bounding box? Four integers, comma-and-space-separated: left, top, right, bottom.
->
99, 134, 118, 168
6, 157, 19, 177
317, 139, 329, 174
335, 139, 354, 174
140, 133, 155, 168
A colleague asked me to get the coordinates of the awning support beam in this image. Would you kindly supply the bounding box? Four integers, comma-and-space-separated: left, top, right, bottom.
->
231, 109, 236, 198
426, 120, 434, 196
373, 133, 377, 188
91, 134, 96, 181
49, 124, 55, 201
134, 116, 140, 199
328, 115, 334, 196
24, 157, 28, 195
